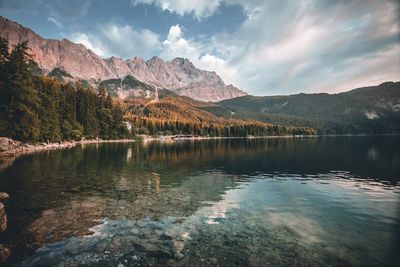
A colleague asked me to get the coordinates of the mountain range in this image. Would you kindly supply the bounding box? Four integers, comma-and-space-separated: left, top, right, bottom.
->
0, 16, 246, 102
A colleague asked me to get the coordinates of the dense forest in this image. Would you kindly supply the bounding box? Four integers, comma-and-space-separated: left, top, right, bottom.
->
209, 82, 400, 134
0, 38, 315, 143
0, 38, 130, 142
123, 94, 315, 137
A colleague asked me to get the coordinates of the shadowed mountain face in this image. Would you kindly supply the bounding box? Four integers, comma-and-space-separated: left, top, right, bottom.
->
0, 16, 246, 102
204, 82, 400, 134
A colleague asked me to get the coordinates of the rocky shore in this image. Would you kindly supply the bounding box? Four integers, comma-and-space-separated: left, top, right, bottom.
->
0, 137, 136, 158
0, 192, 10, 263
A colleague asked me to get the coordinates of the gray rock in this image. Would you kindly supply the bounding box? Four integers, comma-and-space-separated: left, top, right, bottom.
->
174, 253, 184, 261
210, 257, 218, 265
0, 245, 11, 263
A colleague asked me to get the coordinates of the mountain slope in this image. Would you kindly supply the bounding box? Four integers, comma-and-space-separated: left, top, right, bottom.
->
126, 57, 162, 87
0, 16, 246, 102
206, 82, 400, 134
0, 17, 115, 80
122, 90, 315, 136
98, 76, 156, 98
146, 57, 246, 102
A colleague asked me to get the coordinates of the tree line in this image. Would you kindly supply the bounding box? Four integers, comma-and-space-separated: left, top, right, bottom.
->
128, 116, 315, 137
0, 38, 130, 142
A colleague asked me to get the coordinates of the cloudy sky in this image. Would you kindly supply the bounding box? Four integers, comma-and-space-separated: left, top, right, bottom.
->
1, 0, 399, 95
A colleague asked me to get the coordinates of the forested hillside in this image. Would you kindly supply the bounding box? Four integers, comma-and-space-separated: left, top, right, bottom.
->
122, 90, 315, 137
206, 82, 400, 134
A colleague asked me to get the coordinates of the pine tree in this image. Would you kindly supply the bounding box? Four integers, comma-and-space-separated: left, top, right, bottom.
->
76, 87, 100, 138
97, 88, 114, 139
4, 42, 40, 141
0, 37, 10, 135
36, 77, 61, 142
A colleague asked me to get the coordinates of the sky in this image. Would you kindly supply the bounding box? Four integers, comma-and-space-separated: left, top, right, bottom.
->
0, 0, 399, 96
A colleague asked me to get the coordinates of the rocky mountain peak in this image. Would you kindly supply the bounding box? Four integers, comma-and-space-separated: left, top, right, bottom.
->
146, 56, 186, 89
126, 56, 161, 86
62, 38, 73, 43
0, 16, 247, 101
171, 57, 193, 66
148, 56, 163, 61
130, 56, 145, 63
146, 56, 165, 66
104, 56, 133, 78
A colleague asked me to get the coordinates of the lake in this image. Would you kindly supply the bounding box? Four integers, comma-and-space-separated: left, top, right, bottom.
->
0, 137, 399, 266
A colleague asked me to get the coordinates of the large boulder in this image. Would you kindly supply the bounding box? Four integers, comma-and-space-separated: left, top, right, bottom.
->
0, 192, 9, 202
0, 137, 20, 153
0, 195, 10, 263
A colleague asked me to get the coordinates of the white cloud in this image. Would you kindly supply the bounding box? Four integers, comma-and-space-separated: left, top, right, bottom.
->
320, 44, 400, 93
68, 32, 106, 57
198, 54, 239, 86
167, 24, 183, 40
131, 0, 221, 19
187, 0, 400, 95
68, 23, 161, 59
47, 16, 63, 28
160, 24, 241, 86
48, 0, 92, 19
100, 23, 161, 58
247, 7, 262, 21
161, 24, 199, 59
244, 18, 325, 67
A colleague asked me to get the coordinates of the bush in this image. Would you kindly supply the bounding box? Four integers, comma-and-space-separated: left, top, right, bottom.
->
70, 129, 82, 141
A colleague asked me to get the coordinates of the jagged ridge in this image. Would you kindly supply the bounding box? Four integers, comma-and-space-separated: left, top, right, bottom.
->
0, 16, 247, 102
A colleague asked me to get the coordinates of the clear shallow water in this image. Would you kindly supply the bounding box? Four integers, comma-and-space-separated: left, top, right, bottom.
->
0, 137, 399, 266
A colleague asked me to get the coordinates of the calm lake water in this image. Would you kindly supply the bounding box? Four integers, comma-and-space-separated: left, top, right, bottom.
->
0, 137, 399, 266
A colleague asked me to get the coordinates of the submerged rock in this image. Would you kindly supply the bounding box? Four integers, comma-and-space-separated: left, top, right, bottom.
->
0, 245, 11, 262
0, 195, 9, 263
166, 259, 177, 267
0, 192, 9, 202
21, 217, 188, 266
210, 257, 218, 265
174, 252, 184, 260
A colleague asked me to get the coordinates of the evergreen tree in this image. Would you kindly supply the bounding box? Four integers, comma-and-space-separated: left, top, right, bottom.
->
97, 88, 114, 139
36, 77, 61, 142
4, 42, 40, 141
76, 87, 100, 138
0, 37, 10, 135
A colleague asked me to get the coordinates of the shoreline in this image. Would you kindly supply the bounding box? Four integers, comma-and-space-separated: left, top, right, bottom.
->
0, 135, 310, 159
140, 135, 312, 142
140, 133, 399, 142
1, 133, 398, 159
0, 138, 137, 158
